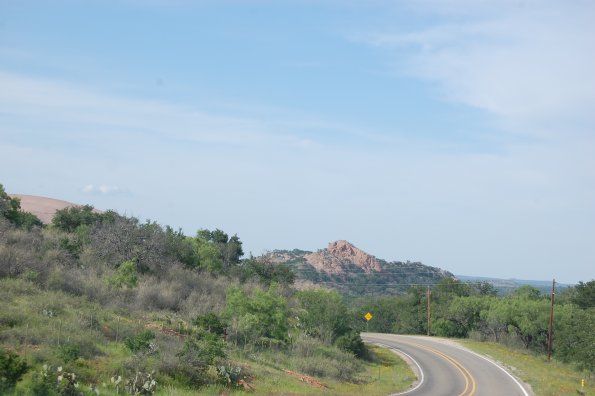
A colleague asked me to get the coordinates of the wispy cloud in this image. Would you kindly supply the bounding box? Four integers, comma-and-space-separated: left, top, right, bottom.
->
357, 1, 595, 136
81, 184, 126, 195
0, 71, 270, 146
0, 70, 384, 151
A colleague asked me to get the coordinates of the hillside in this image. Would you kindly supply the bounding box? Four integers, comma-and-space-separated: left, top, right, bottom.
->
9, 194, 101, 224
263, 240, 452, 296
1, 184, 415, 394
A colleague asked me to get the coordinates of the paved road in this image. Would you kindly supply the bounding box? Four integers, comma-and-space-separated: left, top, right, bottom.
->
362, 333, 531, 396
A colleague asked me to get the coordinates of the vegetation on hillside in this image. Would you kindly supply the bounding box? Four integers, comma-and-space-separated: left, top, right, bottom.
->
265, 248, 450, 295
0, 183, 378, 395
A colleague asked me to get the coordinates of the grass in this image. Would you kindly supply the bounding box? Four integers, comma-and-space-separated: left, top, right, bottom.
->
200, 345, 415, 396
461, 339, 594, 396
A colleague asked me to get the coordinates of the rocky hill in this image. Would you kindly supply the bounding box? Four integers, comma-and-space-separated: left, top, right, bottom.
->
9, 194, 101, 224
263, 240, 452, 296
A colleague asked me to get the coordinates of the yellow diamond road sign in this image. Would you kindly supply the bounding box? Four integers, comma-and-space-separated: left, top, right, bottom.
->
364, 312, 373, 321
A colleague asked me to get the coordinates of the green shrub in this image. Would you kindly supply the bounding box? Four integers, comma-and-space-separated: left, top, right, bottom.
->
0, 348, 29, 392
224, 285, 288, 344
57, 343, 80, 363
108, 260, 138, 289
175, 330, 226, 386
193, 312, 225, 336
124, 330, 156, 353
334, 330, 367, 358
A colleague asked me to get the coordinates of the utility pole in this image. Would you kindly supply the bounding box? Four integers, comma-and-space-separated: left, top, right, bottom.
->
427, 285, 431, 336
547, 278, 556, 361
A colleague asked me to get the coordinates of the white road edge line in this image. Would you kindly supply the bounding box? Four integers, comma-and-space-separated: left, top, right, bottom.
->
372, 341, 425, 396
456, 346, 530, 396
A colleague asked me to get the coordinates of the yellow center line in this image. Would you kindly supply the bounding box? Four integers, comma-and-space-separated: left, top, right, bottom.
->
398, 339, 477, 396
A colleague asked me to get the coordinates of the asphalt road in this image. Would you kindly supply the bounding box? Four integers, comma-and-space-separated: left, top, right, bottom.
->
362, 333, 532, 396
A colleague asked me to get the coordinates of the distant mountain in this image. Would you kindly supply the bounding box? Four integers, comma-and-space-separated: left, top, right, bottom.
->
263, 240, 452, 296
455, 275, 573, 294
9, 194, 101, 224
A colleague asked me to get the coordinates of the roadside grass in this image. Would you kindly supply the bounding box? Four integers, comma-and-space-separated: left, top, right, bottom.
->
461, 339, 594, 396
201, 344, 415, 395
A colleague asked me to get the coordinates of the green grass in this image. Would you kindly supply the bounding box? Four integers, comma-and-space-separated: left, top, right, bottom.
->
461, 339, 594, 396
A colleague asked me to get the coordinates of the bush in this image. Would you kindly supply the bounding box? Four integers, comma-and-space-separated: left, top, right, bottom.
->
0, 348, 29, 392
177, 330, 226, 372
224, 285, 288, 344
57, 343, 80, 363
193, 312, 225, 336
333, 330, 367, 358
125, 331, 156, 353
172, 330, 227, 387
108, 260, 138, 289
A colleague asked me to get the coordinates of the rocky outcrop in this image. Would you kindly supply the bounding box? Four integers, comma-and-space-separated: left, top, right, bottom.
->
263, 241, 452, 296
327, 240, 382, 272
304, 240, 382, 274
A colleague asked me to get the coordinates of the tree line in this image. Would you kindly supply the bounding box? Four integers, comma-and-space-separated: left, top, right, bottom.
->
351, 277, 595, 373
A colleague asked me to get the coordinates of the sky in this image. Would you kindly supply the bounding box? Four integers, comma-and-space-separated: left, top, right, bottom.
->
1, 0, 594, 284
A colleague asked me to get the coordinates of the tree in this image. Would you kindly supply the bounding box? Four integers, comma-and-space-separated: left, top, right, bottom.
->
571, 280, 595, 309
295, 289, 349, 344
0, 183, 42, 230
554, 305, 595, 372
512, 285, 542, 300
437, 295, 490, 337
195, 237, 223, 273
507, 298, 550, 349
52, 205, 103, 232
196, 229, 244, 268
237, 256, 295, 286
348, 296, 399, 333
223, 285, 288, 343
165, 226, 199, 268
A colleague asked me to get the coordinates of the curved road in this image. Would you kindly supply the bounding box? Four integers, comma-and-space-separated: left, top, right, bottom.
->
362, 333, 531, 396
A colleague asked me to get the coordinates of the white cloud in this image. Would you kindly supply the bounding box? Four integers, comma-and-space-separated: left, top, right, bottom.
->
360, 1, 595, 137
0, 71, 271, 146
82, 184, 125, 195
0, 70, 377, 151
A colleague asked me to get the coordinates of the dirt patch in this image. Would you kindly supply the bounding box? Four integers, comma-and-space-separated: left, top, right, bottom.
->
282, 369, 328, 389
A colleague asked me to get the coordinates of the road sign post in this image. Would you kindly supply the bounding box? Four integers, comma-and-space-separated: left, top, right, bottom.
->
364, 312, 373, 333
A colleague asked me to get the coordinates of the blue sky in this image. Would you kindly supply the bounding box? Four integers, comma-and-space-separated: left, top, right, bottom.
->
1, 0, 594, 283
